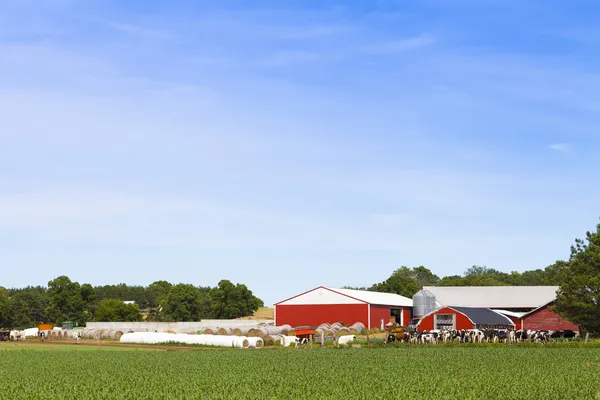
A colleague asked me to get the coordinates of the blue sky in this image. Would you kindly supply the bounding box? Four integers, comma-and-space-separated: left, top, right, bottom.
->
1, 1, 600, 306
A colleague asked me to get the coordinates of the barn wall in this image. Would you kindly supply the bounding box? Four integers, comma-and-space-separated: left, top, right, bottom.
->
275, 304, 368, 327
369, 305, 392, 330
403, 309, 412, 326
417, 307, 474, 332
522, 306, 578, 331
503, 315, 522, 330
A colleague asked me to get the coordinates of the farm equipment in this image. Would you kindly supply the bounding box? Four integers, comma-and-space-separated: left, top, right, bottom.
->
37, 323, 55, 340
384, 323, 409, 343
38, 323, 54, 331
294, 327, 316, 348
0, 331, 10, 341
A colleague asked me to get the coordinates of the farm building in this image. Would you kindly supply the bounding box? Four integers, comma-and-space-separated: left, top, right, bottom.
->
492, 310, 525, 330
275, 287, 412, 330
520, 301, 579, 331
422, 286, 560, 312
417, 306, 515, 332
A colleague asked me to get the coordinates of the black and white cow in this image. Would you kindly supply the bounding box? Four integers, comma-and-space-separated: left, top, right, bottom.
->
295, 337, 309, 348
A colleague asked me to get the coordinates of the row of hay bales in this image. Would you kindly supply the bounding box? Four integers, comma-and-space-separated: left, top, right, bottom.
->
202, 325, 293, 338
38, 329, 80, 340
80, 328, 126, 340
316, 322, 366, 337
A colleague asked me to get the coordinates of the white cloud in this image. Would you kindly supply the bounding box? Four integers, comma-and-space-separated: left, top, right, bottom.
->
549, 143, 572, 152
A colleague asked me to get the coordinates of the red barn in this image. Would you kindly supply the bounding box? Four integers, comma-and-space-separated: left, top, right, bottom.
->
417, 306, 515, 332
274, 286, 412, 330
521, 301, 579, 331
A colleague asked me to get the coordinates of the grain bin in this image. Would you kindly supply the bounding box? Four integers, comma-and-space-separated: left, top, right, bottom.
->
413, 290, 436, 319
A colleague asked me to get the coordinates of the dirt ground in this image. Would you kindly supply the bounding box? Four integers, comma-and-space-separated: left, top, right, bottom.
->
235, 307, 274, 320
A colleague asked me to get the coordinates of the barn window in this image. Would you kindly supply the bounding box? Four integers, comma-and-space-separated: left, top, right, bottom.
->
434, 314, 455, 330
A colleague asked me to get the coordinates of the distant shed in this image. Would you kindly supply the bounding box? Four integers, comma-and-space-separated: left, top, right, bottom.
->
417, 306, 515, 332
520, 301, 579, 331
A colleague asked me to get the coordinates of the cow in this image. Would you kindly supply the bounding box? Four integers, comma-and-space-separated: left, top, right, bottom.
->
9, 330, 25, 341
468, 329, 485, 343
490, 329, 506, 343
563, 330, 579, 340
418, 331, 436, 344
507, 330, 516, 344
294, 337, 309, 349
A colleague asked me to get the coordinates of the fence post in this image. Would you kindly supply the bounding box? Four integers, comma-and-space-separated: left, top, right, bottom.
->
585, 333, 590, 343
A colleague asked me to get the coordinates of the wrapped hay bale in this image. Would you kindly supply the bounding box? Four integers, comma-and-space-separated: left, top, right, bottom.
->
350, 322, 366, 334
336, 327, 351, 336
253, 327, 269, 338
265, 335, 286, 345
202, 327, 218, 335
279, 324, 292, 335
263, 335, 276, 345
110, 330, 124, 340
93, 329, 105, 340
217, 327, 232, 336
247, 337, 264, 348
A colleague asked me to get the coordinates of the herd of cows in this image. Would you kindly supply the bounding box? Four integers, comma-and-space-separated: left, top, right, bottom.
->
387, 329, 580, 344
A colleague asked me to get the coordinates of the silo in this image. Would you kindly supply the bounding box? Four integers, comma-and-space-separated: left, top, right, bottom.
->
412, 290, 436, 319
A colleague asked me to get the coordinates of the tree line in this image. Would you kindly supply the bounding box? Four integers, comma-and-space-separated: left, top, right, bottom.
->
0, 277, 264, 329
348, 261, 569, 299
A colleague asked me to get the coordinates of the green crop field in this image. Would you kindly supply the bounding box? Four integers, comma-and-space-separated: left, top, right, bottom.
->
1, 343, 600, 399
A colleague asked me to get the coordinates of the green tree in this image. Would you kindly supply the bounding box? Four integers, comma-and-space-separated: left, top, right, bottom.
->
146, 280, 172, 309
369, 266, 440, 297
436, 266, 508, 286
412, 266, 441, 287
554, 223, 600, 334
45, 276, 85, 326
0, 287, 11, 328
437, 275, 466, 286
95, 299, 141, 322
209, 280, 264, 319
80, 283, 96, 321
8, 288, 49, 329
162, 284, 211, 321
543, 260, 569, 285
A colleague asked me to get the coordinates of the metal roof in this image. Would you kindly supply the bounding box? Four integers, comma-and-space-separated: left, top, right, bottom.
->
492, 309, 526, 319
451, 307, 515, 326
520, 300, 555, 319
325, 287, 413, 307
422, 286, 559, 309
